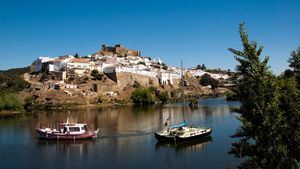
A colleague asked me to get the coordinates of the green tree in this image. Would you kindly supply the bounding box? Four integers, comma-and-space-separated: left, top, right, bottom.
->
276, 76, 300, 167
91, 69, 103, 80
132, 81, 141, 88
158, 91, 169, 104
288, 47, 300, 87
161, 63, 168, 70
199, 73, 219, 89
0, 92, 23, 111
201, 64, 206, 70
196, 64, 206, 70
226, 91, 238, 101
228, 23, 300, 168
131, 88, 154, 105
74, 53, 80, 58
199, 74, 211, 86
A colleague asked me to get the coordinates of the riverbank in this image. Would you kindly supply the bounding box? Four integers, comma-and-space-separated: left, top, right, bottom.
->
0, 110, 25, 119
0, 91, 230, 119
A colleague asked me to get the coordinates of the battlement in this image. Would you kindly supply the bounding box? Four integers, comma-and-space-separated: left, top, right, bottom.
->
99, 44, 141, 57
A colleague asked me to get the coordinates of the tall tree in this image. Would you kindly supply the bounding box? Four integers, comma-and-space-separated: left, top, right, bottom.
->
288, 47, 300, 88
228, 23, 300, 168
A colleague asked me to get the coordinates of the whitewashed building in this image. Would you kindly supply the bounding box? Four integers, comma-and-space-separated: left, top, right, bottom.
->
191, 69, 229, 79
67, 58, 90, 70
159, 72, 180, 85
64, 83, 77, 89
48, 59, 68, 72
32, 57, 55, 72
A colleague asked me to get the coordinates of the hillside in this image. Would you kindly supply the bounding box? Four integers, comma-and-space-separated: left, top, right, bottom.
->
1, 45, 232, 110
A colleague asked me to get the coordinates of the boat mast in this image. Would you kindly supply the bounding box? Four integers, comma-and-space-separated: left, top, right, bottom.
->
181, 61, 186, 123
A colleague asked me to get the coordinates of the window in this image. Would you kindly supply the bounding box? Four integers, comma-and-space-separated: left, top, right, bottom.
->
69, 127, 80, 132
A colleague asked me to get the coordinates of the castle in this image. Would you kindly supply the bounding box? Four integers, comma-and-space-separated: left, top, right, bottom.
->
94, 44, 141, 57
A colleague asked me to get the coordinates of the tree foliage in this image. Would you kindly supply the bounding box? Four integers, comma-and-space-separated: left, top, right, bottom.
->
196, 64, 206, 70
161, 63, 168, 70
0, 92, 23, 111
158, 91, 169, 104
74, 53, 80, 58
288, 47, 300, 87
199, 73, 219, 89
0, 72, 30, 93
131, 88, 154, 105
91, 69, 103, 80
0, 67, 31, 112
228, 23, 300, 168
226, 91, 238, 101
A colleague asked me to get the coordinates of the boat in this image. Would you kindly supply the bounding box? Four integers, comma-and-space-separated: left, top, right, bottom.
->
155, 122, 212, 143
36, 121, 100, 140
154, 61, 212, 143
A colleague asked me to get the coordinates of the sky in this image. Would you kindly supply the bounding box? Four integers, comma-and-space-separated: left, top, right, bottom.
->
0, 0, 299, 74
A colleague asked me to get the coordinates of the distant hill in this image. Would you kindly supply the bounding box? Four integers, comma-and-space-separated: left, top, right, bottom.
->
0, 67, 30, 77
0, 67, 30, 93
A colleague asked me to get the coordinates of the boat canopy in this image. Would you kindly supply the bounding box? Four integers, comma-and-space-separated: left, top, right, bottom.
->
170, 122, 188, 129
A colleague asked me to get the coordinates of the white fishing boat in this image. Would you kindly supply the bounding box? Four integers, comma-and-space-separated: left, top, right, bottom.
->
36, 119, 99, 140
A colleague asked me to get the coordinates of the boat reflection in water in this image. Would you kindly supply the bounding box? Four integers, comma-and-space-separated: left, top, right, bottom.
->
36, 139, 95, 160
155, 136, 212, 152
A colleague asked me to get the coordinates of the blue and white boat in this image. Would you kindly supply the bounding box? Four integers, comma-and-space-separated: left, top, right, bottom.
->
154, 122, 212, 143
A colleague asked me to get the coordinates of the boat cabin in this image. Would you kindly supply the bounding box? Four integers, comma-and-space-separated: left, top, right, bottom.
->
59, 123, 88, 134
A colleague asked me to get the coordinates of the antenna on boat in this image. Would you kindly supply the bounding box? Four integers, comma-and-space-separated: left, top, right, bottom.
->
67, 111, 70, 124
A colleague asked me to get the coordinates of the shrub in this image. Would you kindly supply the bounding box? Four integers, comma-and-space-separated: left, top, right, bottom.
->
132, 81, 141, 88
199, 73, 219, 89
161, 63, 168, 70
68, 76, 75, 82
189, 98, 198, 109
131, 88, 154, 105
148, 86, 157, 93
226, 91, 238, 101
96, 96, 103, 104
24, 96, 36, 111
158, 91, 169, 104
0, 92, 23, 111
139, 61, 146, 65
91, 69, 103, 80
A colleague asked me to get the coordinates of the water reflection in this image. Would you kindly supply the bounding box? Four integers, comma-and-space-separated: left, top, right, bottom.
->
37, 139, 95, 157
0, 97, 241, 169
155, 136, 213, 153
30, 105, 227, 138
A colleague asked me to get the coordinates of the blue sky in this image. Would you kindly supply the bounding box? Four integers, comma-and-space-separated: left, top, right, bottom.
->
0, 0, 299, 74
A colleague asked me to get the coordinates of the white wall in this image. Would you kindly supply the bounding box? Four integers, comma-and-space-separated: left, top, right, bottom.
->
160, 72, 180, 85
33, 57, 54, 72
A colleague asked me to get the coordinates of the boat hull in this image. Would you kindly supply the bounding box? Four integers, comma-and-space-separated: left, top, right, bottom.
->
175, 130, 212, 142
36, 129, 97, 140
155, 130, 212, 143
155, 132, 176, 142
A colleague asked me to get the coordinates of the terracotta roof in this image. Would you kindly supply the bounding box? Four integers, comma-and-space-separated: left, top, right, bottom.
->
53, 58, 65, 62
70, 58, 90, 63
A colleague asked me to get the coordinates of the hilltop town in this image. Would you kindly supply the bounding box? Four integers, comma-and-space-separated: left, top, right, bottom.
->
19, 44, 231, 108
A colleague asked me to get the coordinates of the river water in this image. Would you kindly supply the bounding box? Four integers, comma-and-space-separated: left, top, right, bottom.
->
0, 97, 240, 169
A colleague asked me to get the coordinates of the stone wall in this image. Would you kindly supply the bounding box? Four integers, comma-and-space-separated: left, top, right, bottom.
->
116, 72, 160, 89
101, 44, 141, 57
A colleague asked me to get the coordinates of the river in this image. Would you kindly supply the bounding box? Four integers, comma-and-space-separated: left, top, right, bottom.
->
0, 97, 240, 169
